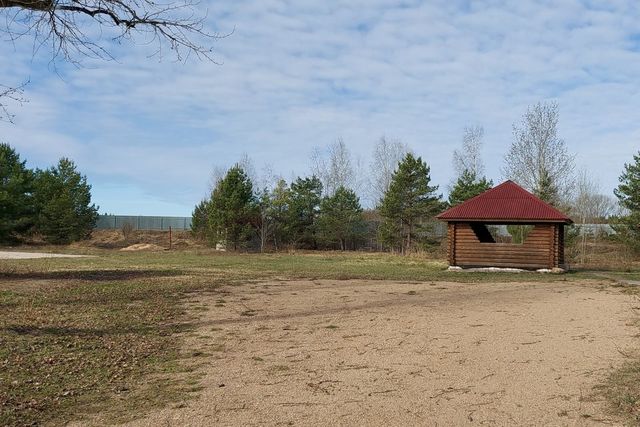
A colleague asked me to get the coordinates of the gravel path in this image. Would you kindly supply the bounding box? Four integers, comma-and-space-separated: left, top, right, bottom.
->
124, 279, 637, 426
0, 251, 90, 259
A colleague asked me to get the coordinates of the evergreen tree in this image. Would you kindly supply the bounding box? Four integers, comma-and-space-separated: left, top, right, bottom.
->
33, 158, 98, 244
0, 143, 34, 243
613, 151, 640, 252
533, 168, 560, 206
317, 186, 366, 250
191, 199, 210, 240
287, 176, 323, 248
379, 153, 442, 253
208, 166, 256, 250
448, 170, 492, 206
269, 179, 291, 250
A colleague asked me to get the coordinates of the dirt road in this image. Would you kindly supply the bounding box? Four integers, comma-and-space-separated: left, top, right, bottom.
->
129, 279, 638, 426
0, 250, 90, 259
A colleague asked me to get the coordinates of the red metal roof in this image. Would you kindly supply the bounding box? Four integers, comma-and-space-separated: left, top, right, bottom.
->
436, 180, 572, 223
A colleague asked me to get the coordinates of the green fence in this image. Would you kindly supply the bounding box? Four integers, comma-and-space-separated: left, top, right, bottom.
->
95, 215, 192, 231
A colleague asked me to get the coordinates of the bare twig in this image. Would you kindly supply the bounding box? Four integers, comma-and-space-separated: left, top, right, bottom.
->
0, 81, 28, 123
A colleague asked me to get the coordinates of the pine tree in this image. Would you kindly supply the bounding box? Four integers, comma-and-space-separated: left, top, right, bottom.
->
191, 199, 210, 240
448, 170, 492, 206
317, 186, 366, 250
613, 151, 640, 252
286, 176, 323, 248
208, 166, 256, 251
533, 168, 560, 206
0, 143, 34, 243
379, 153, 442, 253
33, 158, 98, 244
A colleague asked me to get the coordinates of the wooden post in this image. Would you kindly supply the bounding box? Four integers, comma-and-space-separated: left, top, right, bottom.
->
558, 224, 565, 267
447, 223, 456, 266
169, 226, 172, 250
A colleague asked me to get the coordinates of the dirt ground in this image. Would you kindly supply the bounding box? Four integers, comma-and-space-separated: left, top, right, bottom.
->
0, 250, 90, 259
126, 279, 638, 426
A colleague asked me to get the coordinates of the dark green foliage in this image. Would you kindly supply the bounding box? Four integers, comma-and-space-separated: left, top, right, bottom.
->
448, 170, 492, 206
613, 151, 640, 252
533, 168, 560, 206
286, 176, 323, 248
0, 143, 34, 243
33, 158, 98, 244
614, 151, 640, 213
208, 166, 257, 250
190, 199, 210, 240
317, 186, 366, 250
379, 153, 442, 253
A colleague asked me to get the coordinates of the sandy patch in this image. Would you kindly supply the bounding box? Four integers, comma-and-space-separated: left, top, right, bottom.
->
126, 279, 637, 426
120, 243, 166, 251
0, 251, 91, 259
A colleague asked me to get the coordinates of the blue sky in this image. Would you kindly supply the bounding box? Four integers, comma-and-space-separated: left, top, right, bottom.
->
1, 0, 639, 216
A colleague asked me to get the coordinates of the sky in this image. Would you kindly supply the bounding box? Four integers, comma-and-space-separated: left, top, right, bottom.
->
1, 0, 639, 216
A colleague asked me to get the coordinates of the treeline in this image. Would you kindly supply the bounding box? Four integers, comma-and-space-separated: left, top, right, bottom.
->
0, 143, 98, 244
193, 153, 456, 253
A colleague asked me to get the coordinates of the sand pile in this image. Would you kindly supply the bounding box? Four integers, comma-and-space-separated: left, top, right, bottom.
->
120, 243, 166, 252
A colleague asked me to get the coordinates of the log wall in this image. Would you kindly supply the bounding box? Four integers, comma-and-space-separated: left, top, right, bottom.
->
448, 222, 564, 269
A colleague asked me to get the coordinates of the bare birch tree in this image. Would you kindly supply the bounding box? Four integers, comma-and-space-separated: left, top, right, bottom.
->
453, 125, 485, 179
502, 101, 575, 204
572, 170, 617, 264
369, 136, 411, 205
207, 165, 227, 196
573, 170, 615, 224
310, 138, 357, 196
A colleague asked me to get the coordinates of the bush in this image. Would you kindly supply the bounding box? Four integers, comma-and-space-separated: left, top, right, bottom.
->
121, 222, 135, 240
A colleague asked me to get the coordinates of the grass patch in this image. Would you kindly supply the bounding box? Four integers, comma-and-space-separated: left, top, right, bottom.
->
600, 286, 640, 424
0, 276, 205, 426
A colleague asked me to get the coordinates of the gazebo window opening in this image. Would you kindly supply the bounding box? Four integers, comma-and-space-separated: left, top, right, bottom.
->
470, 223, 538, 245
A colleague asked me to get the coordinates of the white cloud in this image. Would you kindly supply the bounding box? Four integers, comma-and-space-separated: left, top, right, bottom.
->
1, 0, 639, 214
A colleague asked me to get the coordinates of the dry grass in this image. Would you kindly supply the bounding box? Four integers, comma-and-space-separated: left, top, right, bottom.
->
598, 286, 640, 424
0, 270, 208, 426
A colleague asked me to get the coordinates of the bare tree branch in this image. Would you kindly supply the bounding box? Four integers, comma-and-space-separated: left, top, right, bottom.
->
0, 0, 229, 63
0, 81, 27, 123
310, 138, 360, 197
368, 136, 411, 205
452, 125, 485, 179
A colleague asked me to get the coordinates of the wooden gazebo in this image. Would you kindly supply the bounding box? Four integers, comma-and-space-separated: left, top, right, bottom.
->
436, 180, 573, 270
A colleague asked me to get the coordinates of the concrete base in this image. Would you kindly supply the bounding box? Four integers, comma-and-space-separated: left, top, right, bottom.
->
447, 266, 566, 273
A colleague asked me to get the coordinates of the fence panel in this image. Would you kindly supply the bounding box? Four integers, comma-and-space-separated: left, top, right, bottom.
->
95, 215, 192, 231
